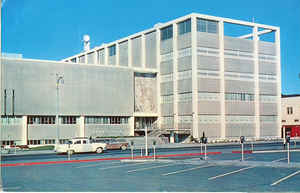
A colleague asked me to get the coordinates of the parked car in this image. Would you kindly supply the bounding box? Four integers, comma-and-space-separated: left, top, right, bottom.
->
93, 138, 128, 151
55, 137, 107, 154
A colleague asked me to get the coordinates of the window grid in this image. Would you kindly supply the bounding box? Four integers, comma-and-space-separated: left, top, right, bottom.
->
85, 116, 129, 124
260, 116, 277, 122
178, 19, 191, 35
178, 116, 193, 123
197, 18, 218, 34
178, 70, 192, 80
226, 116, 255, 123
161, 95, 174, 104
198, 92, 220, 101
1, 116, 22, 125
27, 116, 56, 124
160, 73, 173, 83
161, 52, 173, 62
109, 45, 116, 56
178, 47, 192, 58
225, 93, 254, 101
198, 115, 220, 124
178, 92, 192, 102
197, 70, 220, 78
161, 25, 173, 41
61, 116, 77, 124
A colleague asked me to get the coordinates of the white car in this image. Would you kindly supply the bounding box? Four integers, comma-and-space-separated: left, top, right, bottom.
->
55, 137, 107, 154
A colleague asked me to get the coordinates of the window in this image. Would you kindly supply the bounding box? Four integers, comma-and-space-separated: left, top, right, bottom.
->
27, 116, 55, 124
85, 116, 128, 124
178, 93, 192, 102
61, 116, 77, 124
197, 18, 218, 33
70, 58, 76, 63
225, 93, 254, 101
295, 119, 299, 122
161, 25, 173, 41
282, 120, 286, 123
287, 107, 293, 115
109, 45, 116, 56
74, 140, 81, 144
178, 19, 191, 35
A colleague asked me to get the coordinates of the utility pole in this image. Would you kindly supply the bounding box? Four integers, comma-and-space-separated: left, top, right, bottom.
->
56, 73, 64, 145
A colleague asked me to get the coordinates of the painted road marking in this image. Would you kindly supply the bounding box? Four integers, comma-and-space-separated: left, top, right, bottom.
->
127, 163, 180, 173
271, 157, 287, 162
271, 170, 300, 186
98, 162, 151, 170
253, 149, 300, 154
208, 157, 286, 180
208, 166, 255, 180
1, 151, 221, 167
162, 164, 214, 176
76, 161, 121, 168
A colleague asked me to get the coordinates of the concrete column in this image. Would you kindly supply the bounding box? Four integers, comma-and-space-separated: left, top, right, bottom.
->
218, 20, 226, 139
84, 54, 88, 64
191, 16, 199, 138
275, 28, 282, 138
129, 116, 135, 136
94, 50, 98, 65
173, 23, 179, 133
141, 34, 146, 68
21, 116, 28, 145
156, 29, 162, 130
253, 26, 260, 139
128, 39, 132, 68
79, 116, 85, 137
116, 43, 120, 66
104, 46, 108, 65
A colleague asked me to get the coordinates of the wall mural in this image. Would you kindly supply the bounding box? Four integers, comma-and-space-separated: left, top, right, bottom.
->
134, 73, 157, 113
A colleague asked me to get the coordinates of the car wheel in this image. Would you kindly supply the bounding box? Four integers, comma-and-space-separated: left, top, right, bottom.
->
96, 147, 103, 154
121, 145, 127, 151
67, 150, 74, 155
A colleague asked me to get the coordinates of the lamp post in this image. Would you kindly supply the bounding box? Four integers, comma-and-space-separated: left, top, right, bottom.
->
56, 73, 64, 145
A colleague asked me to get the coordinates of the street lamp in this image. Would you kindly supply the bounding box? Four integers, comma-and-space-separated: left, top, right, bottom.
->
56, 73, 64, 145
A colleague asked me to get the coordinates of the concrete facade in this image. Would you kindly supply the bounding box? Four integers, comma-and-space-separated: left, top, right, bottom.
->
1, 13, 281, 145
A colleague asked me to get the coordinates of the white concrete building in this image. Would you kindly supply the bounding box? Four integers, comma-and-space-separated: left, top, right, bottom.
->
1, 13, 281, 145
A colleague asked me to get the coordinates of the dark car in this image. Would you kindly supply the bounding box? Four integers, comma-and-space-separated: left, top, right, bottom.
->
93, 138, 128, 150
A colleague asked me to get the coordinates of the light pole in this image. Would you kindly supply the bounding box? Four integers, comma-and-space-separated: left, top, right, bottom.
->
56, 73, 64, 145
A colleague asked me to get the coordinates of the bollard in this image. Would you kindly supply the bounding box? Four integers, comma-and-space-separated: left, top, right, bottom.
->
153, 141, 156, 160
130, 141, 134, 160
240, 136, 245, 161
288, 142, 290, 164
140, 147, 143, 157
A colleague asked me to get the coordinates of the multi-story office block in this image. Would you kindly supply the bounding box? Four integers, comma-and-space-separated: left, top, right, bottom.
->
1, 13, 281, 145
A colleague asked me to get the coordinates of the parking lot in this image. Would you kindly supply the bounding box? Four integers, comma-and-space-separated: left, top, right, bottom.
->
2, 142, 300, 192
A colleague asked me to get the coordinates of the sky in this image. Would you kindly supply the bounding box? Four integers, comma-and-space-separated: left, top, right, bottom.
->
1, 0, 300, 94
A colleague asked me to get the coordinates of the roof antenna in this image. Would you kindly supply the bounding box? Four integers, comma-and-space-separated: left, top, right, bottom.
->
83, 35, 90, 52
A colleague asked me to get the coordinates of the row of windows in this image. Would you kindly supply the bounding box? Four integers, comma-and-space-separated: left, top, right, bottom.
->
160, 73, 173, 82
225, 93, 254, 101
161, 25, 173, 41
109, 45, 116, 56
226, 116, 255, 123
224, 50, 253, 58
61, 116, 77, 124
161, 52, 173, 62
197, 18, 218, 34
1, 116, 22, 125
197, 47, 220, 56
260, 95, 277, 103
178, 19, 191, 35
198, 70, 220, 78
85, 116, 129, 124
198, 92, 220, 101
28, 116, 56, 124
259, 74, 277, 81
161, 95, 173, 103
178, 92, 192, 102
178, 115, 193, 123
161, 116, 173, 125
260, 116, 277, 122
199, 115, 220, 123
178, 47, 192, 58
224, 72, 254, 80
178, 70, 192, 80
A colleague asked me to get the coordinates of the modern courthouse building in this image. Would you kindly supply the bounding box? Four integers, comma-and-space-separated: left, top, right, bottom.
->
1, 13, 281, 145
